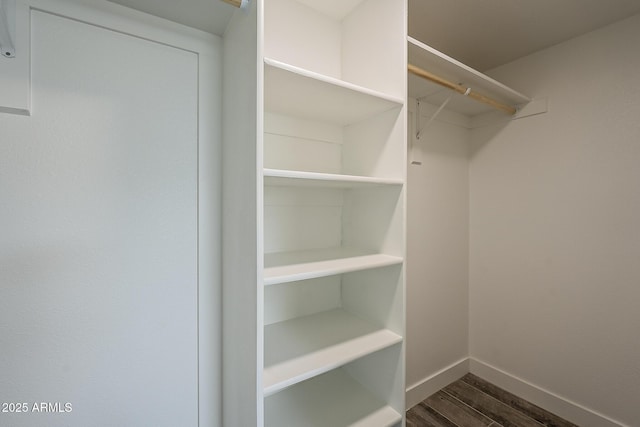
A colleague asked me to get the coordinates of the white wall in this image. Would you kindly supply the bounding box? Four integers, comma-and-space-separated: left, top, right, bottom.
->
469, 13, 640, 426
405, 101, 470, 406
0, 2, 221, 426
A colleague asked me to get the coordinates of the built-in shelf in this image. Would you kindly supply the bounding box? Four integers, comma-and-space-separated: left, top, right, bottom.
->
264, 58, 403, 125
263, 308, 402, 396
264, 168, 404, 188
264, 248, 403, 286
408, 36, 530, 116
224, 0, 407, 424
265, 368, 402, 427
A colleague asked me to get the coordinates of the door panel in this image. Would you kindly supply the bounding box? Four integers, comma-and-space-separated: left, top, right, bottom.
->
0, 10, 199, 427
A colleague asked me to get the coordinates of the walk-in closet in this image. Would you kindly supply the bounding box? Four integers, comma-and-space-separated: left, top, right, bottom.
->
1, 0, 639, 426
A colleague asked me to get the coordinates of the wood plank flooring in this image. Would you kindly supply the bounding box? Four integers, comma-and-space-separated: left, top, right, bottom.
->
407, 374, 579, 427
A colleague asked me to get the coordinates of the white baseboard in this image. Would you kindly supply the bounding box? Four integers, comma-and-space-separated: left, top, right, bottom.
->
405, 357, 469, 410
469, 358, 627, 427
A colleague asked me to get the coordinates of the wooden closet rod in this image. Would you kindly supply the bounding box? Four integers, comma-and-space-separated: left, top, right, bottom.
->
221, 0, 242, 7
408, 63, 517, 115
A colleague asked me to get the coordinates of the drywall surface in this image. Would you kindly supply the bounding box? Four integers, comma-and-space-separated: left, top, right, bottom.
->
0, 8, 210, 426
469, 14, 640, 426
406, 103, 470, 400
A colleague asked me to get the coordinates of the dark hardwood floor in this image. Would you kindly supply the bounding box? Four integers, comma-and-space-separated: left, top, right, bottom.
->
407, 374, 578, 427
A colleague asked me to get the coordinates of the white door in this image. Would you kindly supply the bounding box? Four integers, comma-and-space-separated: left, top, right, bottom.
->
0, 6, 208, 426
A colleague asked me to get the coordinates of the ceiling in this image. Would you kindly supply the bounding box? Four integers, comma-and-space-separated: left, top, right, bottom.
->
409, 0, 640, 71
108, 0, 640, 71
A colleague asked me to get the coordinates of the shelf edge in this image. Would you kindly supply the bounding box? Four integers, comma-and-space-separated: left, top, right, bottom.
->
407, 36, 530, 104
264, 253, 404, 286
263, 168, 404, 187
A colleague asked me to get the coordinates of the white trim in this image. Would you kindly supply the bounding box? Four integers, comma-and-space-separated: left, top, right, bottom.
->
405, 357, 469, 410
469, 358, 628, 427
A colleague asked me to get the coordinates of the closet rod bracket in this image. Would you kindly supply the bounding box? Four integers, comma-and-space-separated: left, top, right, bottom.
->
416, 95, 452, 140
220, 0, 251, 9
0, 0, 16, 58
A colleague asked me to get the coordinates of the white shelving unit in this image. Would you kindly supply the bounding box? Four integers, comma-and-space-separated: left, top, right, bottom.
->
262, 0, 407, 421
223, 0, 407, 425
408, 36, 531, 117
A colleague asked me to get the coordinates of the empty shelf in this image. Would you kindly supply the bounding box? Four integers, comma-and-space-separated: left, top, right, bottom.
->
264, 248, 403, 286
263, 309, 402, 396
264, 168, 404, 188
265, 369, 402, 427
264, 58, 403, 125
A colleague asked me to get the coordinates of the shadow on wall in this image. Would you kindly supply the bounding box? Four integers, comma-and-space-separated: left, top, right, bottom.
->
468, 118, 512, 160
